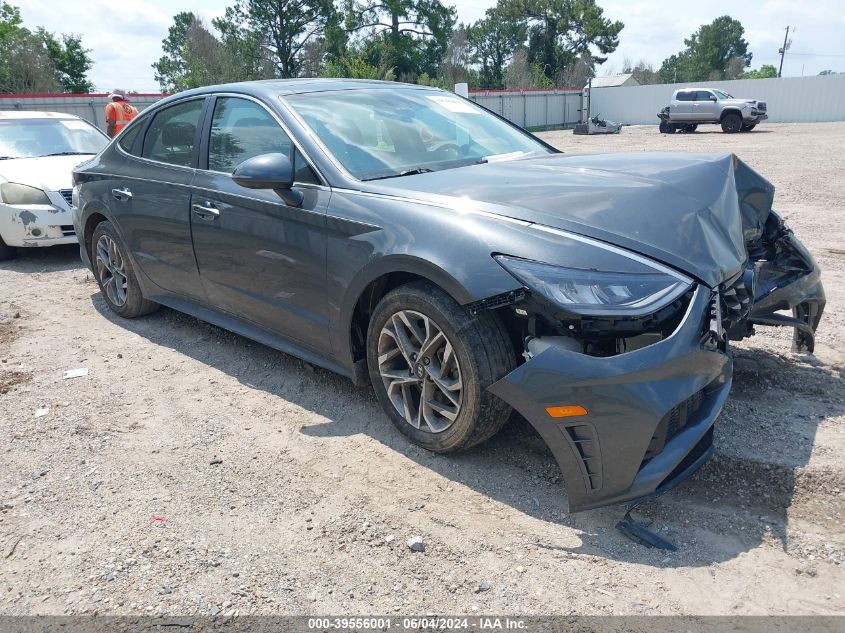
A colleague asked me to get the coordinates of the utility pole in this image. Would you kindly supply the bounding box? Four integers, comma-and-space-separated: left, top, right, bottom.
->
778, 26, 792, 77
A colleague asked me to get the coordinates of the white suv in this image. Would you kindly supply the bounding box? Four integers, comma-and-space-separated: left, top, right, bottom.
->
0, 111, 108, 260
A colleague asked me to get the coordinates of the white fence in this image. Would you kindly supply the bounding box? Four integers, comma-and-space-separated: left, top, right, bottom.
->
469, 89, 583, 130
588, 74, 845, 125
0, 94, 164, 131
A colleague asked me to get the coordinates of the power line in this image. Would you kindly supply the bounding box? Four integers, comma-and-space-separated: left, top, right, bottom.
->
787, 52, 845, 57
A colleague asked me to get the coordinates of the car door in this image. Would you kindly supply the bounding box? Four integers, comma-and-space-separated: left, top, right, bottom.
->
671, 91, 693, 118
189, 95, 331, 352
114, 97, 208, 300
693, 90, 718, 121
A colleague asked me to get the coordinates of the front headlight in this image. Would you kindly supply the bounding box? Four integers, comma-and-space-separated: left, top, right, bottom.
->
495, 255, 691, 317
0, 183, 51, 205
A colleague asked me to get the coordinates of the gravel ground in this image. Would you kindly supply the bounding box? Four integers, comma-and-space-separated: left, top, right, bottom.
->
1, 122, 843, 616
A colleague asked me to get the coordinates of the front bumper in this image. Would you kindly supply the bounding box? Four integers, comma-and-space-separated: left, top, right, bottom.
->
489, 286, 731, 513
746, 111, 768, 123
0, 193, 77, 248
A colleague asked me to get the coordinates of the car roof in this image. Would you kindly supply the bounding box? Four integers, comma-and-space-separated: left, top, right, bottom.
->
0, 110, 86, 121
154, 78, 442, 107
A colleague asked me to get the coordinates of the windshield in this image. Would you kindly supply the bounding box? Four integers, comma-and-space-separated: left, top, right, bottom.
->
285, 88, 553, 180
0, 118, 108, 160
713, 89, 733, 100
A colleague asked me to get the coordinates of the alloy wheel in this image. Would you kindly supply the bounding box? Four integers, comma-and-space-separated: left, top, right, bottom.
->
95, 234, 128, 307
377, 309, 463, 433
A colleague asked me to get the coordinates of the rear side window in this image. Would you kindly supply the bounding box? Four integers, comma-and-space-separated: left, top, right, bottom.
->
142, 99, 204, 167
676, 91, 693, 101
117, 119, 143, 154
208, 97, 292, 174
695, 91, 714, 101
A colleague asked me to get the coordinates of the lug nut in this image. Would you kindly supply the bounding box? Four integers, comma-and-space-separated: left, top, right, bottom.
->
422, 357, 430, 366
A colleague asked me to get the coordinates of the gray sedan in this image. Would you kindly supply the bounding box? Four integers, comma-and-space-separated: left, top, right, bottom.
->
72, 80, 824, 514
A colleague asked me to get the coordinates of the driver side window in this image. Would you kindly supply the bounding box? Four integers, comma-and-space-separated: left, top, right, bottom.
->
208, 97, 319, 184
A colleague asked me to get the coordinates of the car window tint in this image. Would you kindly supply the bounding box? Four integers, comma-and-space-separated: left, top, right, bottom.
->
695, 91, 714, 101
293, 149, 319, 184
676, 92, 692, 101
118, 119, 143, 154
142, 100, 203, 166
209, 97, 292, 174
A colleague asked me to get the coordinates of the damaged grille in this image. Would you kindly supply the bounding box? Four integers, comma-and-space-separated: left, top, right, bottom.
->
643, 387, 708, 463
756, 102, 767, 112
58, 189, 73, 207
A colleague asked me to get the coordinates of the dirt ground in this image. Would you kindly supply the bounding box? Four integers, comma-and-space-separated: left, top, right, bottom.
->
1, 122, 844, 617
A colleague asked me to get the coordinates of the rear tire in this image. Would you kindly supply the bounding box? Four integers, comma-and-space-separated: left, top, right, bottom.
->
721, 113, 742, 133
0, 235, 16, 261
91, 220, 159, 318
366, 281, 516, 453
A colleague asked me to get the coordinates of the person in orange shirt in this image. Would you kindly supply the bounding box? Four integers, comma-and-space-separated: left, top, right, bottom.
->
105, 89, 138, 138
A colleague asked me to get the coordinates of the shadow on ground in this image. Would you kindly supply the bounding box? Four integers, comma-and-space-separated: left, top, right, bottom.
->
13, 247, 842, 568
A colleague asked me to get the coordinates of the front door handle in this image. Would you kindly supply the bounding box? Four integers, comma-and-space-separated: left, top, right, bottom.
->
192, 202, 220, 220
111, 188, 132, 202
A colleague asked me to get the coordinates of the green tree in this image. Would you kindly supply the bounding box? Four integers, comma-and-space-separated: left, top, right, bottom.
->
221, 0, 337, 78
469, 7, 525, 89
153, 12, 269, 92
659, 16, 751, 83
344, 0, 456, 80
40, 31, 94, 93
742, 63, 777, 79
501, 0, 622, 84
1, 2, 92, 94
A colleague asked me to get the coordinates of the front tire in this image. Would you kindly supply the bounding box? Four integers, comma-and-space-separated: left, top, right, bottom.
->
91, 221, 159, 318
659, 121, 675, 134
0, 235, 16, 261
721, 113, 742, 133
740, 123, 757, 132
366, 281, 516, 453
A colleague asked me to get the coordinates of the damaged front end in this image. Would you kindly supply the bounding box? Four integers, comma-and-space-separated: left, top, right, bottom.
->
728, 159, 825, 350
481, 155, 823, 513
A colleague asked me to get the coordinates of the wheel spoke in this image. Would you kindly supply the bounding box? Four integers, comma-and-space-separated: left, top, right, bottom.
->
400, 383, 417, 427
390, 314, 420, 363
419, 330, 445, 359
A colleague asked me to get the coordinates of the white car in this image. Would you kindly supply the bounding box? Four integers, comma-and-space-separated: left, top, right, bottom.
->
0, 111, 108, 260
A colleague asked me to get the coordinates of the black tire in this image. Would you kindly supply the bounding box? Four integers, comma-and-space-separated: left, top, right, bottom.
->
0, 235, 16, 261
683, 124, 698, 133
740, 123, 756, 132
659, 120, 675, 134
721, 113, 742, 133
91, 220, 159, 318
366, 281, 516, 453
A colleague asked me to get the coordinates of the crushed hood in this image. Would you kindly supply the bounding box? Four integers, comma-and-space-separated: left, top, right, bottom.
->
0, 154, 95, 192
375, 152, 774, 287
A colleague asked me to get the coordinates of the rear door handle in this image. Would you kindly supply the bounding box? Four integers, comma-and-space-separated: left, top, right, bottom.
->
192, 202, 220, 220
111, 188, 132, 202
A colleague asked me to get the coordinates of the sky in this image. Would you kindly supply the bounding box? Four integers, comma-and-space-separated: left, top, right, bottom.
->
17, 0, 845, 93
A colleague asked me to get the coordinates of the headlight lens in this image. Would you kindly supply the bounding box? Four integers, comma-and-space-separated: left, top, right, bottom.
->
0, 183, 51, 205
495, 255, 691, 317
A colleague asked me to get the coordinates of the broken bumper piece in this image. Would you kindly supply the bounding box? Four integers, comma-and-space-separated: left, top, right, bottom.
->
488, 286, 732, 513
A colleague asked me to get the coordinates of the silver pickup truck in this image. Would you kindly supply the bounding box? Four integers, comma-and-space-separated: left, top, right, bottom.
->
657, 88, 768, 134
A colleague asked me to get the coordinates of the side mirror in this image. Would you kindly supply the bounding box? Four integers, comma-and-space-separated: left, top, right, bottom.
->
232, 152, 302, 207
709, 96, 717, 102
